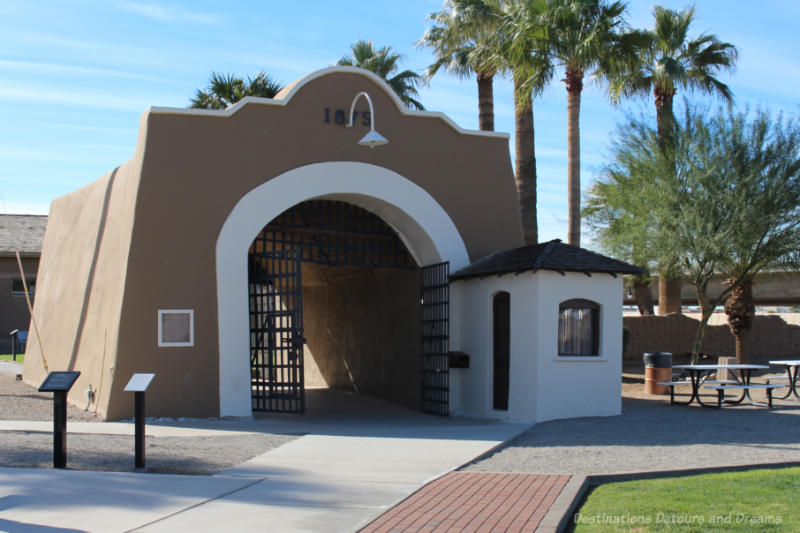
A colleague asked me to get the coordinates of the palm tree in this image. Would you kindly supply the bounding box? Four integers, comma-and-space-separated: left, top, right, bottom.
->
190, 71, 282, 109
716, 110, 800, 363
607, 4, 738, 314
543, 0, 639, 247
494, 0, 554, 246
337, 40, 425, 110
608, 5, 738, 140
419, 0, 501, 131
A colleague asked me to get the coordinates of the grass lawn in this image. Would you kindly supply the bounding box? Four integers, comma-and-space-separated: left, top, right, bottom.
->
0, 354, 24, 363
572, 467, 800, 532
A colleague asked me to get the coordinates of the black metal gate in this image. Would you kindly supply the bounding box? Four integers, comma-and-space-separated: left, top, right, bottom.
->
420, 261, 450, 416
248, 199, 426, 415
248, 248, 305, 413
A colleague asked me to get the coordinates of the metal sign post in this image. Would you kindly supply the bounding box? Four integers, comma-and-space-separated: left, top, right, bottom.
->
38, 371, 81, 468
124, 373, 155, 469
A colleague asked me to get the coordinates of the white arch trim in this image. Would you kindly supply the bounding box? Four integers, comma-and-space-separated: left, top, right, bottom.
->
216, 161, 470, 416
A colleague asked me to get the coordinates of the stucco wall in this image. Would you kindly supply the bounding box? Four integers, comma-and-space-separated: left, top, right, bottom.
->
451, 271, 622, 422
533, 271, 623, 422
303, 266, 420, 409
624, 313, 800, 364
23, 161, 140, 418
450, 275, 537, 419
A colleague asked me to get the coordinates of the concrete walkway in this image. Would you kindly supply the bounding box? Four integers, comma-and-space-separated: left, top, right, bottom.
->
0, 390, 530, 532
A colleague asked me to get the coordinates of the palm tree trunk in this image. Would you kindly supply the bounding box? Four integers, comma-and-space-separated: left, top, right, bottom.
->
654, 87, 676, 149
565, 68, 582, 247
477, 73, 494, 132
658, 275, 683, 314
514, 71, 538, 245
632, 276, 655, 316
654, 87, 681, 315
724, 279, 755, 363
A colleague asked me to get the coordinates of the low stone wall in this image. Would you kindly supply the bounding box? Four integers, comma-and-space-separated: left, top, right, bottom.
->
623, 313, 800, 365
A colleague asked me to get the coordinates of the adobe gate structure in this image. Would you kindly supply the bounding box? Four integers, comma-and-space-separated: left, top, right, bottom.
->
23, 67, 524, 420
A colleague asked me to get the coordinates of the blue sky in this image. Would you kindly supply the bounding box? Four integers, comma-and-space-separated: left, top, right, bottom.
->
1, 0, 798, 245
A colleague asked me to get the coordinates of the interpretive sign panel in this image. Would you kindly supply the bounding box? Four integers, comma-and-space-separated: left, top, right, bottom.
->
38, 371, 80, 392
125, 373, 156, 469
38, 371, 81, 468
124, 373, 155, 392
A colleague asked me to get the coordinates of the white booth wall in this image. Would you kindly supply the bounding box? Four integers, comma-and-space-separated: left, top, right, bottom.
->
449, 270, 623, 422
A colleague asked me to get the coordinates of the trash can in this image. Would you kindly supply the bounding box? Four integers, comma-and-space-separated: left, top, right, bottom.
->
643, 352, 672, 395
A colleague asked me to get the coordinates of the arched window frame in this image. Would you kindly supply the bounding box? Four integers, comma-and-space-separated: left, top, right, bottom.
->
558, 299, 600, 356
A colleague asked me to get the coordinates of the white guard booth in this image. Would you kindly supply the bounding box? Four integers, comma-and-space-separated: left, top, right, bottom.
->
448, 239, 643, 422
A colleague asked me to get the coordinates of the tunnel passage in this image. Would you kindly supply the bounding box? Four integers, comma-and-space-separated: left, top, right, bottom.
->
248, 199, 424, 413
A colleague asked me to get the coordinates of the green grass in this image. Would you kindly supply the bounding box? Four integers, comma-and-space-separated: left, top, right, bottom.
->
0, 354, 24, 363
572, 467, 800, 532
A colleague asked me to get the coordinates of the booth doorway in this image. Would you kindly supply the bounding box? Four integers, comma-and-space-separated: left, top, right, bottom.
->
247, 199, 449, 415
493, 292, 510, 411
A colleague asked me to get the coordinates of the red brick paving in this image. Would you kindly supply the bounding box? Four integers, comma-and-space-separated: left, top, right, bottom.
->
360, 472, 571, 533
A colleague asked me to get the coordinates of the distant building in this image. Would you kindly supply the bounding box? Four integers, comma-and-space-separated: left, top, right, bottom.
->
0, 214, 47, 353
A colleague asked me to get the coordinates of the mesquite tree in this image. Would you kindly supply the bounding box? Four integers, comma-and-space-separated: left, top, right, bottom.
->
587, 105, 800, 362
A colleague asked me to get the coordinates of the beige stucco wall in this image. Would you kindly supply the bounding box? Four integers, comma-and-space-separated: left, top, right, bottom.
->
303, 266, 420, 409
23, 159, 141, 415
24, 67, 523, 419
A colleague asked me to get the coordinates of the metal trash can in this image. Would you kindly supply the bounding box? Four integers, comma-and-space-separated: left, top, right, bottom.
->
643, 352, 672, 395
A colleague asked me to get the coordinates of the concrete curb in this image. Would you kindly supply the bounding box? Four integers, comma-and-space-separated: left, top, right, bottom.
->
536, 475, 588, 533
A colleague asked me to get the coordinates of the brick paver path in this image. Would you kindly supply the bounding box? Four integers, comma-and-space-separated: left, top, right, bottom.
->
361, 472, 571, 532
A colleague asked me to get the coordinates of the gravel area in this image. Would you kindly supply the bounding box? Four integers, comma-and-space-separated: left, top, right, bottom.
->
465, 380, 800, 475
0, 372, 103, 422
0, 374, 298, 475
0, 431, 296, 475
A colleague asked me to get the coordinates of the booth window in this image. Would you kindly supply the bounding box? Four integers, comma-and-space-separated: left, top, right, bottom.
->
11, 279, 35, 296
558, 299, 599, 356
158, 309, 194, 347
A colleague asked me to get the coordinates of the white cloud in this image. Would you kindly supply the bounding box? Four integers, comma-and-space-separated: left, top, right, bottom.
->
0, 84, 153, 112
0, 59, 171, 84
116, 1, 219, 25
3, 31, 173, 69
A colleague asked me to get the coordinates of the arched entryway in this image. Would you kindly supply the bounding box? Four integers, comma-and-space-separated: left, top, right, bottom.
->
216, 162, 469, 417
248, 199, 422, 414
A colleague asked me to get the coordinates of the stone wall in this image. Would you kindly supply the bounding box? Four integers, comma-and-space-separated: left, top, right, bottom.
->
623, 313, 800, 365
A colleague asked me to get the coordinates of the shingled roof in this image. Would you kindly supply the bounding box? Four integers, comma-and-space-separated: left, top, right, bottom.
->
0, 215, 48, 256
450, 239, 645, 280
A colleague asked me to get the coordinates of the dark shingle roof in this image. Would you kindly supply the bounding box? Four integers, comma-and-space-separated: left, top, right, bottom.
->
450, 239, 645, 280
0, 215, 48, 255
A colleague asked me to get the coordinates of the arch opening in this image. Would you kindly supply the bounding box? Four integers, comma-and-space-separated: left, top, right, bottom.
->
217, 161, 469, 417
248, 199, 421, 413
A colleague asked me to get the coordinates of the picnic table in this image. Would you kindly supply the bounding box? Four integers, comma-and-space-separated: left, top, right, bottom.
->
768, 360, 800, 400
660, 364, 782, 408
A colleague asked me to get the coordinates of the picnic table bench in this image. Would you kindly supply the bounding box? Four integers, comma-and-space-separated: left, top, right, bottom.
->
659, 364, 778, 408
704, 383, 785, 408
767, 360, 800, 400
